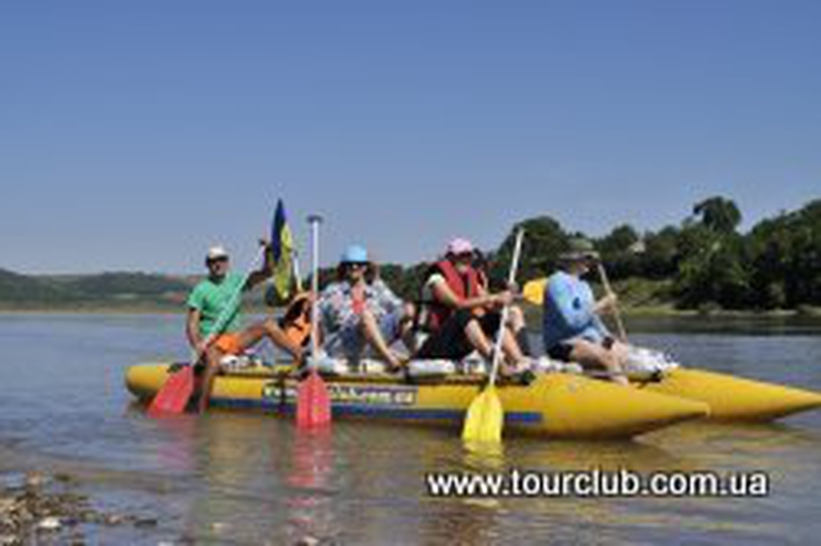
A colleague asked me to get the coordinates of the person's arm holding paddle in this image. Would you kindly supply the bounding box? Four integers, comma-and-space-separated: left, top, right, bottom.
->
430, 280, 512, 312
593, 292, 618, 315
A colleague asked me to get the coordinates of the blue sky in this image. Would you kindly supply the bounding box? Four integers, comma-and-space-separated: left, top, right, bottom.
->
1, 1, 819, 274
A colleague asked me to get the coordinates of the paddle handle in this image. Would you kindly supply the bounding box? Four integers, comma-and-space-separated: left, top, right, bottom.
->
308, 215, 323, 363
597, 262, 628, 343
292, 251, 304, 293
488, 228, 525, 386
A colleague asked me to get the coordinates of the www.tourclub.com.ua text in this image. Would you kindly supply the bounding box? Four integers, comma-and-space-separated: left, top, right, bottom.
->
425, 469, 770, 498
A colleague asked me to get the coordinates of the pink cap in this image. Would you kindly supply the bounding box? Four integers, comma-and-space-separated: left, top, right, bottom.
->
446, 238, 474, 255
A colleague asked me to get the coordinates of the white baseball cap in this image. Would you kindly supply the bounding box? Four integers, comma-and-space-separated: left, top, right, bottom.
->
206, 245, 229, 261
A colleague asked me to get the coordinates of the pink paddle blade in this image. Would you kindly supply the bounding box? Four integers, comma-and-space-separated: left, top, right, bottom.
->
148, 366, 194, 416
296, 370, 332, 428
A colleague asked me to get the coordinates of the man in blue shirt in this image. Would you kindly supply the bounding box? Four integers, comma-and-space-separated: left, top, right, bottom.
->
542, 238, 629, 385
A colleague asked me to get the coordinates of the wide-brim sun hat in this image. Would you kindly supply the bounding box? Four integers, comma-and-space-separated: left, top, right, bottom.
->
340, 244, 369, 264
559, 238, 600, 262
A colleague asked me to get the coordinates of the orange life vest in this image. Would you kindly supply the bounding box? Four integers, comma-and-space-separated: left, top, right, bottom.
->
424, 259, 481, 331
281, 292, 312, 347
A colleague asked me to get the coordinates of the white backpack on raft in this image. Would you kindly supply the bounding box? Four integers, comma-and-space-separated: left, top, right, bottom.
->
624, 346, 680, 375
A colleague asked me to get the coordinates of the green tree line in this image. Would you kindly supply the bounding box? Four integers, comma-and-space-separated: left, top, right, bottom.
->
373, 196, 821, 311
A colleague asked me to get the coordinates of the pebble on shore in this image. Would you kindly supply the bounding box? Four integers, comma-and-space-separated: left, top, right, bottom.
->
0, 471, 156, 545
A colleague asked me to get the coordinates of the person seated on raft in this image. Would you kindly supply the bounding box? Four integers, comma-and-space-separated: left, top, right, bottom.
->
415, 238, 531, 374
317, 245, 415, 372
187, 244, 305, 412
542, 238, 629, 385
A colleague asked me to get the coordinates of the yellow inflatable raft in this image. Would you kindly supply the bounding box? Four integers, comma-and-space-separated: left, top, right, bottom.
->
126, 363, 709, 440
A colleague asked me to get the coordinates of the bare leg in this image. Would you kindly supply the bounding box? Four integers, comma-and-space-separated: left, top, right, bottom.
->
568, 339, 629, 386
507, 305, 533, 356
359, 309, 404, 369
464, 320, 528, 376
398, 303, 417, 354
238, 318, 303, 363
609, 340, 630, 369
464, 319, 494, 358
197, 346, 223, 413
500, 328, 525, 367
507, 305, 526, 332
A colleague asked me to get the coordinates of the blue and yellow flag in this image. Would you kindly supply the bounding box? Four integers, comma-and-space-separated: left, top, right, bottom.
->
270, 199, 295, 299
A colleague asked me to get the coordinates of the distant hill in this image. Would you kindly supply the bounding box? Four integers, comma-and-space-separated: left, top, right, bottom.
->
45, 272, 193, 300
0, 268, 75, 304
0, 269, 195, 309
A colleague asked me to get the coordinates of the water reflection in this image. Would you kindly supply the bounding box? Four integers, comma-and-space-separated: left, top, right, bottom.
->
462, 440, 505, 470
284, 427, 337, 544
150, 414, 199, 474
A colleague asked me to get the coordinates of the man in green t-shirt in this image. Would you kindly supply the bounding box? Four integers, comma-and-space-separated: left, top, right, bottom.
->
186, 244, 302, 412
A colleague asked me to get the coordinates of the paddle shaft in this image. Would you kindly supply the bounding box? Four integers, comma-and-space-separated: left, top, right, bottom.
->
488, 229, 525, 386
307, 215, 323, 361
596, 262, 628, 343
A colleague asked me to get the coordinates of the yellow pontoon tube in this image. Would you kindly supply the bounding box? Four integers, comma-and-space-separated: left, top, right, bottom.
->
127, 364, 709, 440
640, 368, 821, 421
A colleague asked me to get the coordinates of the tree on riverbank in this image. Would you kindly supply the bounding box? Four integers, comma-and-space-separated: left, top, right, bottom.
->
490, 196, 821, 311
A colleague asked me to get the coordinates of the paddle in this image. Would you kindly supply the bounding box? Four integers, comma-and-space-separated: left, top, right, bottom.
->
596, 262, 628, 343
146, 363, 195, 416
148, 245, 267, 416
462, 228, 525, 444
296, 214, 332, 428
522, 278, 546, 305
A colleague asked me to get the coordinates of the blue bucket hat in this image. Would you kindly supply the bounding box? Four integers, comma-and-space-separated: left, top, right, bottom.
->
340, 244, 369, 264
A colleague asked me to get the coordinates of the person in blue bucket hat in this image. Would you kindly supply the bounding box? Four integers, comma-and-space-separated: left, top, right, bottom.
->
317, 244, 416, 371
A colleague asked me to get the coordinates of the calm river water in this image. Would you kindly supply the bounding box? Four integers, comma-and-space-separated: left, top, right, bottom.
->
1, 313, 820, 544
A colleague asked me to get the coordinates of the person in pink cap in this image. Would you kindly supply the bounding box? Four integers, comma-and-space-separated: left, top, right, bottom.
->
415, 237, 530, 373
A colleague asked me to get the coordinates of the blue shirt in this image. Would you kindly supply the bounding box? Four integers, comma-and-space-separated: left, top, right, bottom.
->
542, 271, 609, 349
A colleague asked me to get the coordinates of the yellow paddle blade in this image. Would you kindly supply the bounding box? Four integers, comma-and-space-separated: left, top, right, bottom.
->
462, 385, 503, 443
522, 278, 547, 305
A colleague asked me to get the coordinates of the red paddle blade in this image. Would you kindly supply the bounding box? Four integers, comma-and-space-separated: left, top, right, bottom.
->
296, 370, 332, 428
148, 366, 194, 416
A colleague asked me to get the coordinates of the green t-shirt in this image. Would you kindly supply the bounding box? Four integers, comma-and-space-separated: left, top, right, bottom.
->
187, 272, 245, 337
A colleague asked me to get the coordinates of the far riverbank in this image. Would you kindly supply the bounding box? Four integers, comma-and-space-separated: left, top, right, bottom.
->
2, 304, 821, 321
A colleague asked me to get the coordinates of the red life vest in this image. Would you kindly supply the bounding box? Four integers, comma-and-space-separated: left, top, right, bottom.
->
425, 259, 481, 331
